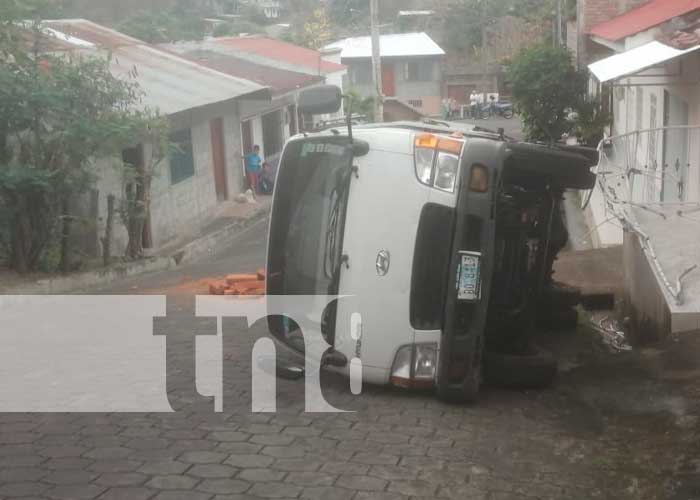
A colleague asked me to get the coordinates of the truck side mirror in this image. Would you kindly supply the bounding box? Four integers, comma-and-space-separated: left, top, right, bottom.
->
298, 85, 342, 115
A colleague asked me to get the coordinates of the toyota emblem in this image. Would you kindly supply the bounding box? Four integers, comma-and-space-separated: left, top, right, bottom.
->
376, 250, 391, 276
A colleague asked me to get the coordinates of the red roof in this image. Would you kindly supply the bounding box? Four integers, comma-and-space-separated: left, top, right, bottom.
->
590, 0, 700, 41
213, 37, 345, 74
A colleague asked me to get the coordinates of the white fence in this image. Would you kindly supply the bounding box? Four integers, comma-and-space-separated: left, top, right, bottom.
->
583, 126, 700, 305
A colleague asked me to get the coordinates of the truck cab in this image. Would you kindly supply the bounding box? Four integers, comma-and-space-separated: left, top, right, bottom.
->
266, 90, 595, 402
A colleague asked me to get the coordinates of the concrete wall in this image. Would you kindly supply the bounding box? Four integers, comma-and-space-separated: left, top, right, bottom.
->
93, 99, 246, 256
623, 230, 672, 342
345, 56, 443, 115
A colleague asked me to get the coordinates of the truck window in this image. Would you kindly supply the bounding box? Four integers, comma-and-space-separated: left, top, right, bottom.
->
410, 203, 455, 330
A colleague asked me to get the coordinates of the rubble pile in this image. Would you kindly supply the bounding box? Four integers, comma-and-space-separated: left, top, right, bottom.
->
208, 269, 266, 296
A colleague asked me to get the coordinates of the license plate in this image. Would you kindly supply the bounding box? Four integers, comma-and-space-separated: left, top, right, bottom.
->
457, 251, 482, 301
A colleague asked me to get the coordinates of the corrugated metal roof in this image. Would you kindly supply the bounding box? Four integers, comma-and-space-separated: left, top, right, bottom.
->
41, 19, 270, 116
588, 40, 700, 82
324, 32, 445, 59
589, 0, 700, 42
211, 36, 346, 74
162, 46, 323, 96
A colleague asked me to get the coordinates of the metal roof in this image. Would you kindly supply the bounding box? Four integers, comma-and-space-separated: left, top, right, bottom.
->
41, 20, 270, 116
324, 32, 445, 59
210, 36, 346, 75
589, 40, 700, 82
162, 46, 323, 96
589, 0, 700, 42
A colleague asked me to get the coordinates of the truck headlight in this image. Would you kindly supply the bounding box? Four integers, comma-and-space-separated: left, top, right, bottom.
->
390, 343, 438, 389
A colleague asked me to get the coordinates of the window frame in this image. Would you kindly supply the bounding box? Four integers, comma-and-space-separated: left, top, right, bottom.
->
168, 128, 195, 185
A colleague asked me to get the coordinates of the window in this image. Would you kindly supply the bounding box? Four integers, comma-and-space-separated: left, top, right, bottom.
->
262, 110, 284, 157
404, 60, 435, 81
407, 99, 423, 108
169, 129, 195, 184
410, 203, 455, 330
351, 61, 372, 85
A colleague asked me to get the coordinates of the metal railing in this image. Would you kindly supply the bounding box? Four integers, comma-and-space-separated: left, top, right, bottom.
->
582, 126, 700, 305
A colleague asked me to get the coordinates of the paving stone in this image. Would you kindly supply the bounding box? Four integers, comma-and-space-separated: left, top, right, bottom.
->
299, 486, 355, 500
146, 475, 199, 490
351, 453, 400, 466
284, 471, 336, 487
151, 492, 213, 500
386, 479, 437, 497
319, 461, 369, 475
224, 454, 274, 468
0, 454, 45, 467
249, 434, 295, 446
97, 486, 155, 500
189, 464, 238, 478
88, 460, 143, 473
237, 468, 286, 482
180, 451, 228, 464
248, 482, 302, 498
121, 427, 161, 438
169, 440, 217, 452
196, 479, 251, 495
216, 443, 262, 454
271, 459, 323, 472
353, 492, 405, 500
0, 432, 37, 444
0, 481, 49, 496
126, 438, 170, 450
94, 472, 149, 487
84, 448, 133, 460
336, 474, 388, 491
129, 449, 180, 462
46, 484, 107, 499
43, 469, 98, 485
0, 466, 47, 481
238, 424, 283, 435
40, 446, 87, 458
208, 432, 249, 442
138, 460, 189, 475
163, 429, 207, 440
280, 427, 321, 438
261, 446, 306, 458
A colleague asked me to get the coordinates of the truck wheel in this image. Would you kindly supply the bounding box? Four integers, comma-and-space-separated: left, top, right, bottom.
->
484, 347, 557, 389
503, 109, 514, 119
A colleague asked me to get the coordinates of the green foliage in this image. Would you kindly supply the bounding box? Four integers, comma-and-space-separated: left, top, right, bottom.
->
213, 20, 264, 37
239, 3, 270, 26
118, 7, 206, 43
507, 44, 586, 143
571, 97, 611, 147
0, 17, 166, 272
287, 8, 333, 49
345, 90, 374, 122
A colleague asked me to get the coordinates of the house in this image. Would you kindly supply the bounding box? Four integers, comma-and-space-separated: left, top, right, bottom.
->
580, 0, 700, 338
324, 32, 445, 116
162, 37, 338, 169
41, 20, 273, 256
200, 36, 347, 126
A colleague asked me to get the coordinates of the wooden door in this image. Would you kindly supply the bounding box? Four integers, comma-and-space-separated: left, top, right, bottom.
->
382, 63, 395, 97
210, 118, 228, 201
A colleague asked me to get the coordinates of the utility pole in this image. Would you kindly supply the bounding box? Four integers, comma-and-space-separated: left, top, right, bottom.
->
370, 0, 383, 122
556, 0, 563, 46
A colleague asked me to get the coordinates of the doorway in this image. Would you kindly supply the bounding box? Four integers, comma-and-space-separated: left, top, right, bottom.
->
210, 118, 228, 201
382, 63, 395, 97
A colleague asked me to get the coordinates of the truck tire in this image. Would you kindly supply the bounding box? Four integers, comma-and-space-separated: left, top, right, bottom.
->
484, 347, 557, 389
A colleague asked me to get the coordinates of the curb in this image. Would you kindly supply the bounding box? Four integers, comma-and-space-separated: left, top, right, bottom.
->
1, 204, 271, 295
170, 205, 269, 266
1, 257, 176, 295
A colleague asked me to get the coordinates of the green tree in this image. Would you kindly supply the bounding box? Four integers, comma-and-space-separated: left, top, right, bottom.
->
118, 4, 207, 44
0, 3, 166, 272
507, 44, 585, 143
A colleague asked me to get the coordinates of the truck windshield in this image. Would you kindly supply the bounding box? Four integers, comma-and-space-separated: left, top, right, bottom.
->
267, 138, 353, 297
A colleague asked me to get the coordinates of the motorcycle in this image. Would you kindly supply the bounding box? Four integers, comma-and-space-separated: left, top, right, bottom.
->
481, 101, 515, 120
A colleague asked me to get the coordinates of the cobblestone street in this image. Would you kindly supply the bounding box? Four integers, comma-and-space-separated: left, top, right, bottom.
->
0, 220, 698, 500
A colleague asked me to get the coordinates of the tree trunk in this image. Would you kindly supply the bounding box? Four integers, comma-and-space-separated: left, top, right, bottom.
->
59, 199, 71, 273
101, 194, 115, 267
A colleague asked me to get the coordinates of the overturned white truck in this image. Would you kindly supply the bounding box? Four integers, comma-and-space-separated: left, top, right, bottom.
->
265, 86, 597, 402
